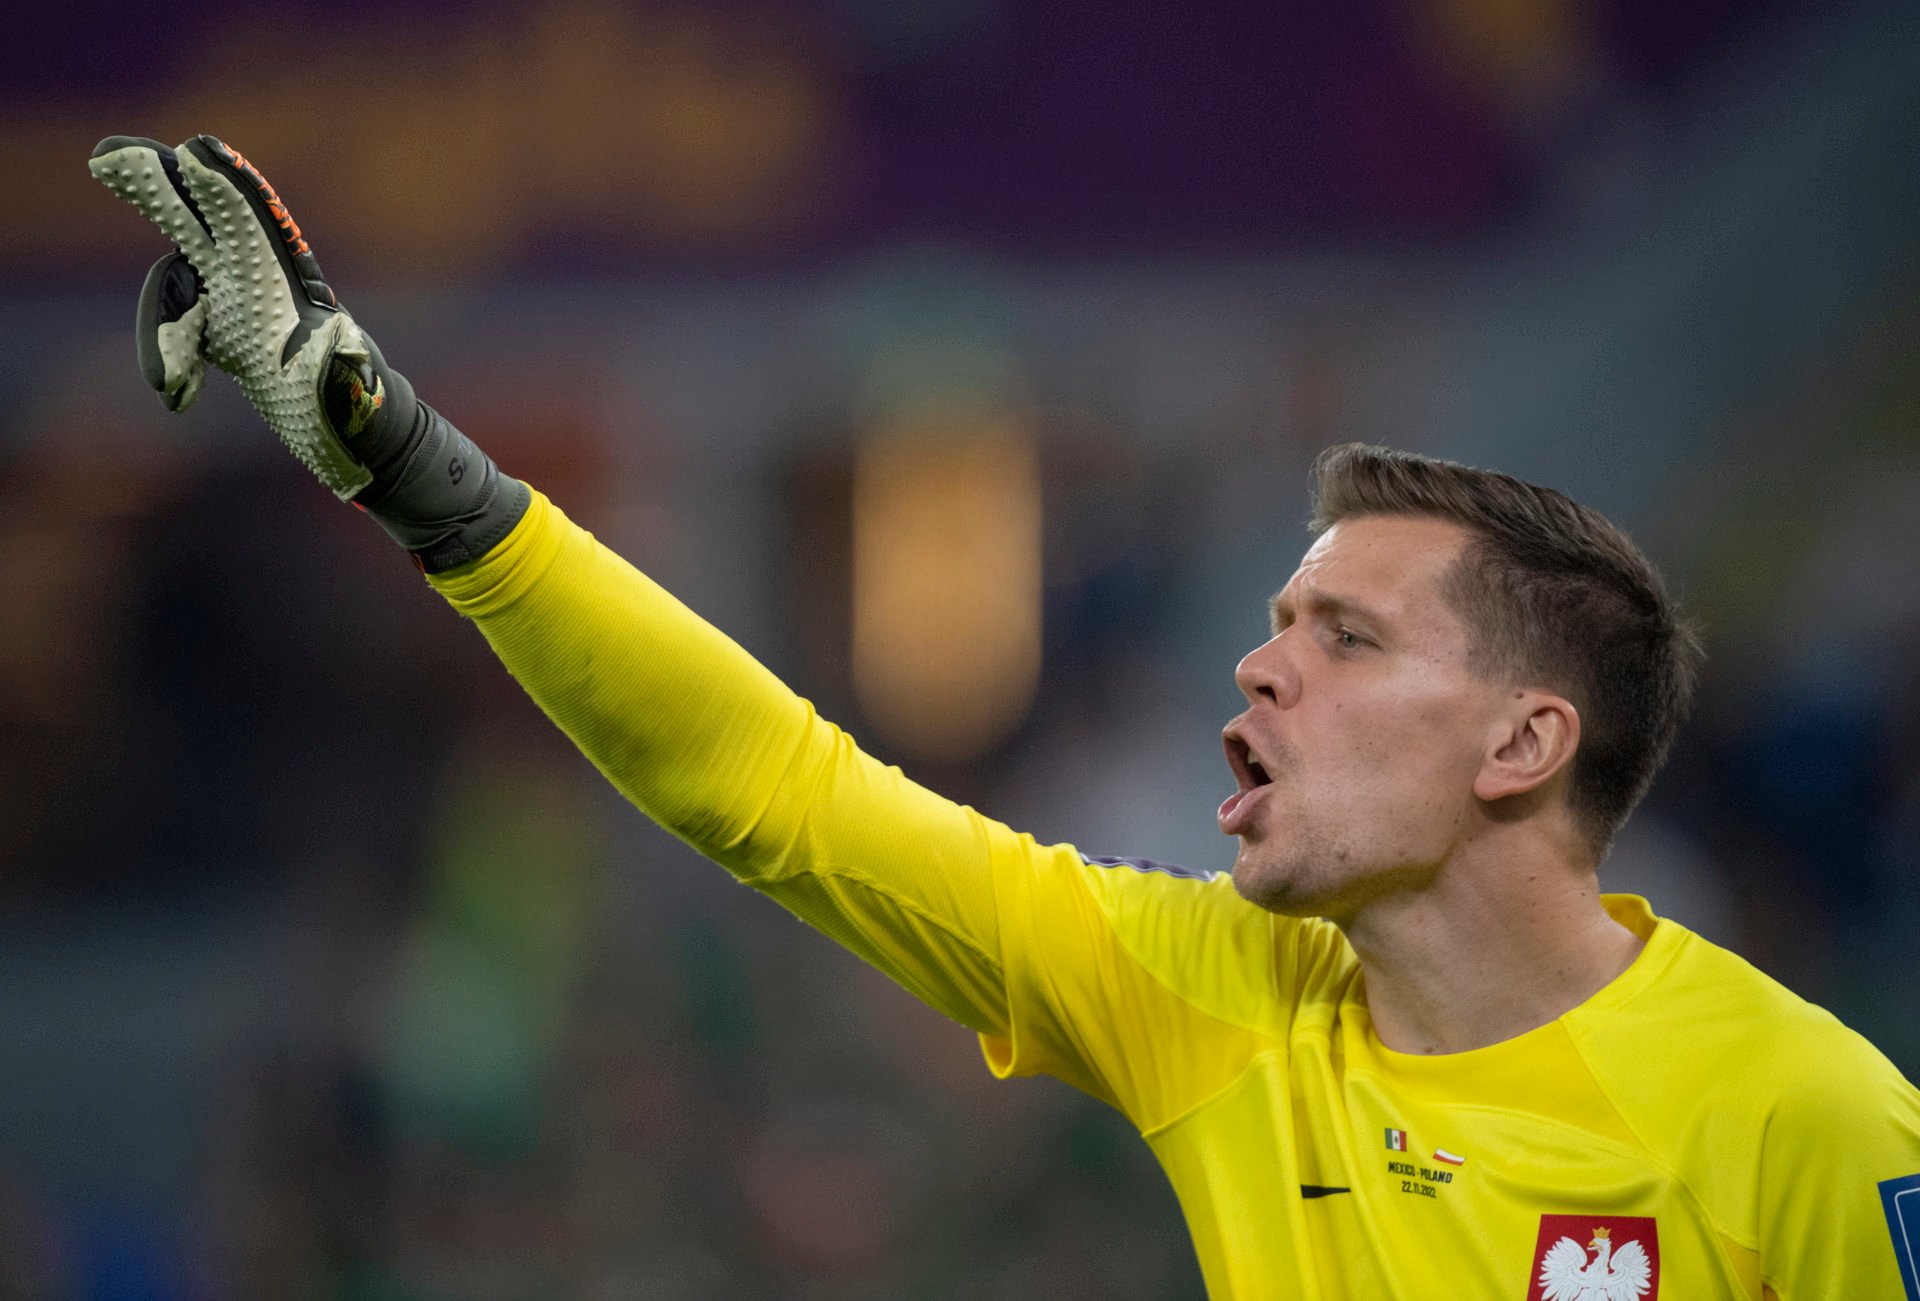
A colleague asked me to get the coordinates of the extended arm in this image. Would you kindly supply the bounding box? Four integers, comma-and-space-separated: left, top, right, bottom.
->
90, 132, 1016, 1036
426, 488, 1015, 1033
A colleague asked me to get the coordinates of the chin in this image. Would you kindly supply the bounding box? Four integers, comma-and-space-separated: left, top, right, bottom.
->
1230, 822, 1427, 918
1229, 845, 1342, 917
1233, 835, 1440, 921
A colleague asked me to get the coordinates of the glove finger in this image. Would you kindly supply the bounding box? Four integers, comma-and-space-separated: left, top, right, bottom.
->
135, 251, 209, 412
173, 135, 341, 374
88, 136, 219, 266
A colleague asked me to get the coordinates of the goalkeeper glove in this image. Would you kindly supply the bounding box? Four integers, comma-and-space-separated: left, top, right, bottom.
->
89, 134, 530, 572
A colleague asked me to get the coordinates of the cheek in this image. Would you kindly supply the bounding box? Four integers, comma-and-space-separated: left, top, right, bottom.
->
1316, 721, 1472, 860
1326, 687, 1479, 798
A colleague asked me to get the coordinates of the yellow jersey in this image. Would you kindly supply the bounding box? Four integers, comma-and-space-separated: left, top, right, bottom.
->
430, 490, 1920, 1300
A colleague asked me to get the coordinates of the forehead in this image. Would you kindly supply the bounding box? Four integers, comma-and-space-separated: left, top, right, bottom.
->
1278, 514, 1471, 624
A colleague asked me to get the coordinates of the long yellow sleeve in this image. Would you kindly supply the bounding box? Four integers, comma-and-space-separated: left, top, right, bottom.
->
427, 489, 1015, 1035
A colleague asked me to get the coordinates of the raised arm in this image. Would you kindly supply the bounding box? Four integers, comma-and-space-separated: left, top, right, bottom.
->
87, 132, 1017, 1036
88, 134, 1297, 1128
424, 487, 1017, 1033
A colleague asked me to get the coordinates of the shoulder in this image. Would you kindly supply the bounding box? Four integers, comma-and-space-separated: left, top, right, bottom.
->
1651, 922, 1905, 1103
1599, 916, 1910, 1113
1068, 852, 1358, 1029
1576, 912, 1920, 1228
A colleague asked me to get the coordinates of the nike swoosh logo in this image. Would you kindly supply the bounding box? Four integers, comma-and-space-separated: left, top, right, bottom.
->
1300, 1185, 1351, 1198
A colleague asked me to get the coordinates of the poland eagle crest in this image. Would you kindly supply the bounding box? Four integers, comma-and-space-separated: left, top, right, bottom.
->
1536, 1225, 1653, 1301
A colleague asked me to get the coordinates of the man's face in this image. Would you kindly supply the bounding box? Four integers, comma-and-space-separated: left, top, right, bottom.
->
1220, 514, 1503, 920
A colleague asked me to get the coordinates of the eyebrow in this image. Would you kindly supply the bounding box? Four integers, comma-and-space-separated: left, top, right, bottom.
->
1268, 588, 1390, 636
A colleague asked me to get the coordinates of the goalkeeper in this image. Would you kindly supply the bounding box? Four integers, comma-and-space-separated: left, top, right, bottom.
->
91, 135, 1920, 1300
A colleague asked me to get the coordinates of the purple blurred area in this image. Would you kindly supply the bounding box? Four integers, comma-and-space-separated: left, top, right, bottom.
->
3, 0, 1799, 283
3, 0, 1919, 1294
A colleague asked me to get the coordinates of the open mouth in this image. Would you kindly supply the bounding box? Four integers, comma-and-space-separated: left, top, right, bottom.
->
1225, 732, 1274, 791
1219, 729, 1277, 836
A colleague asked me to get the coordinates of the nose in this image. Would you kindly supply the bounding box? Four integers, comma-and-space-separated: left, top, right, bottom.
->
1234, 633, 1299, 708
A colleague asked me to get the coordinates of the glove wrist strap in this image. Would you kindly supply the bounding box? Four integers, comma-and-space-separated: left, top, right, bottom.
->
344, 365, 531, 573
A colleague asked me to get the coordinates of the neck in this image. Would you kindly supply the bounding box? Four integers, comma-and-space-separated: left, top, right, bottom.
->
1341, 849, 1644, 1055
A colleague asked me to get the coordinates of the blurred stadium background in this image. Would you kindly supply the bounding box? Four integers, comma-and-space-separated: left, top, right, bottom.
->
2, 0, 1917, 1295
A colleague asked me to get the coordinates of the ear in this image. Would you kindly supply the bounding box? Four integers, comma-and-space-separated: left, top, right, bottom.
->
1474, 690, 1580, 803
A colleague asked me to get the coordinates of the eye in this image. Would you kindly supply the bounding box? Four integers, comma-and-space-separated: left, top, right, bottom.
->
1335, 627, 1366, 651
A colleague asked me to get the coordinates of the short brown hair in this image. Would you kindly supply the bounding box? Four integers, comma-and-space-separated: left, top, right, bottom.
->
1308, 443, 1704, 858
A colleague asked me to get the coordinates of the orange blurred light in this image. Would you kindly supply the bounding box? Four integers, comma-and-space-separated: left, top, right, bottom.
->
851, 418, 1042, 764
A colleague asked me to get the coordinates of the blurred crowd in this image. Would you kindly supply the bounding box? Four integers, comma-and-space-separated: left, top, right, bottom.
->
2, 0, 1918, 1295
